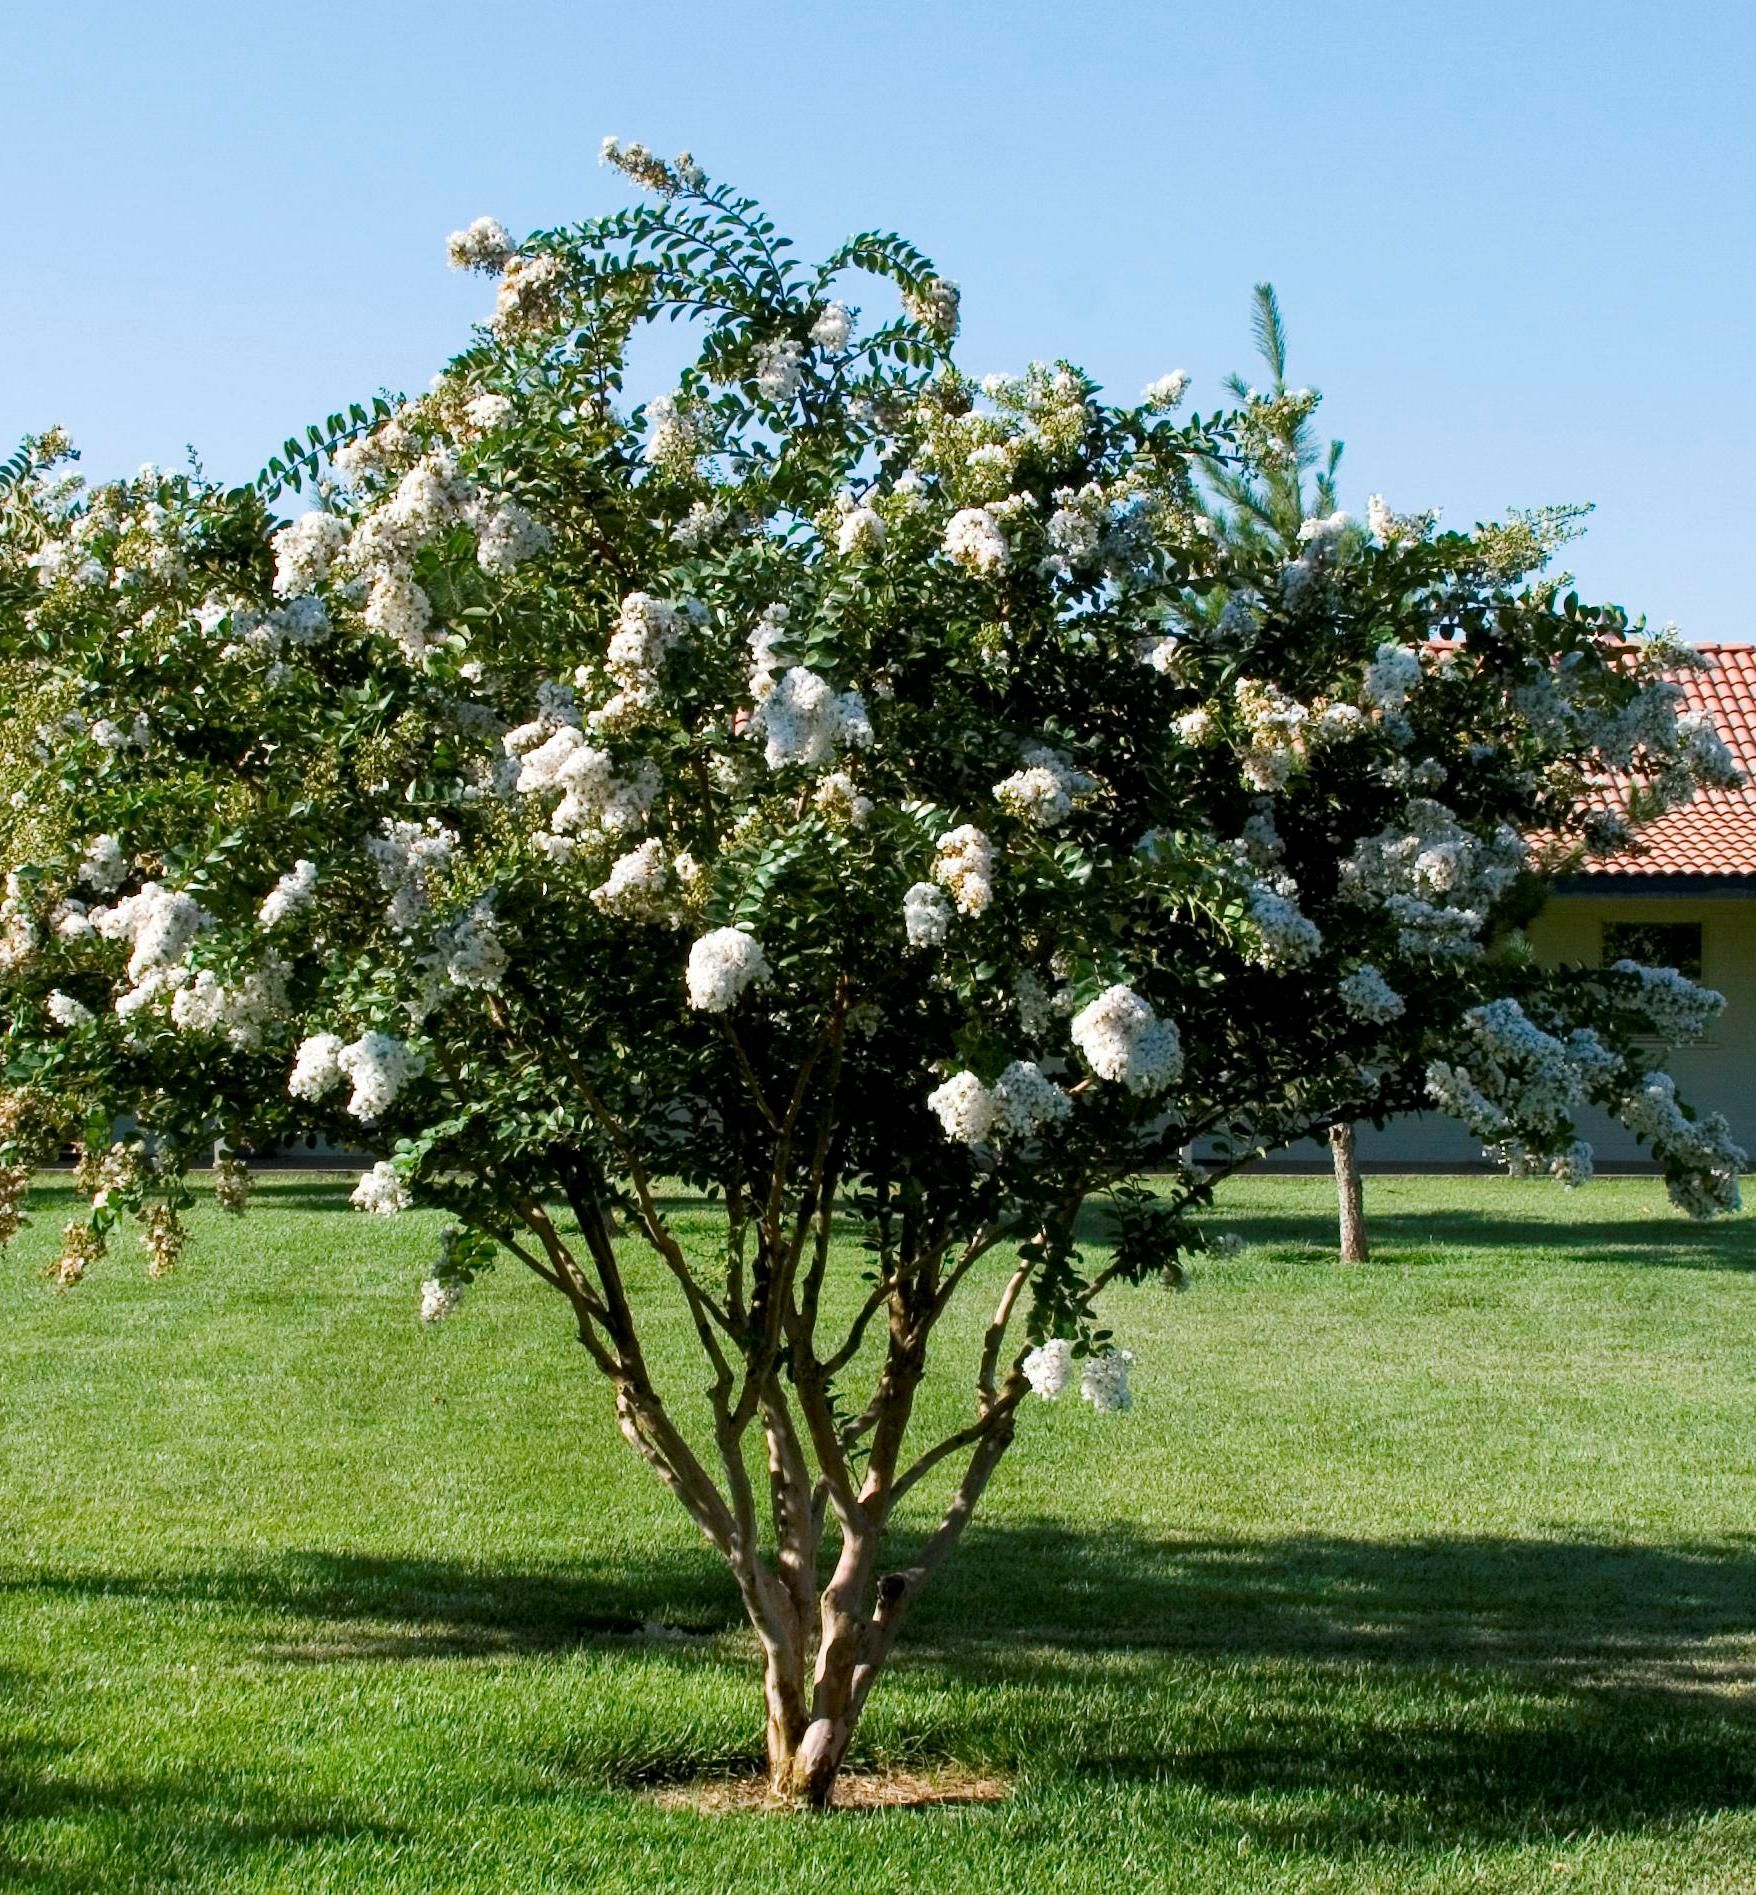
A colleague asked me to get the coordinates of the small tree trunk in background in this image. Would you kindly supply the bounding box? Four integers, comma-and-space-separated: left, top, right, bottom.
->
1329, 1121, 1369, 1264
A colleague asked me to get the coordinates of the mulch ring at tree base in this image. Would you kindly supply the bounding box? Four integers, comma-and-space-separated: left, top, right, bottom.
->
646, 1764, 1013, 1814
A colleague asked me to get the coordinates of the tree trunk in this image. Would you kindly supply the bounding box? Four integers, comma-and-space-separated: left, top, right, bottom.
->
1329, 1121, 1369, 1264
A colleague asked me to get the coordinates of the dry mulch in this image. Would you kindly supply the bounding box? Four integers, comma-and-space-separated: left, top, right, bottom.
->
647, 1765, 1012, 1814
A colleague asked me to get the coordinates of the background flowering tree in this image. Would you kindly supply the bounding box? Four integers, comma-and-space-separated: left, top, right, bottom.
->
0, 143, 1744, 1806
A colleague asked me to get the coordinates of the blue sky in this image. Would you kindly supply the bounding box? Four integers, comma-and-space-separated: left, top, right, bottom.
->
4, 1, 1751, 634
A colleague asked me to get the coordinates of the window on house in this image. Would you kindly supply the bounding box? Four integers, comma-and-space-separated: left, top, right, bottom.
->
1601, 921, 1703, 980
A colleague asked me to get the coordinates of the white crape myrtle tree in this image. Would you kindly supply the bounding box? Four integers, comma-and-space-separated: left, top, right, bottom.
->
0, 142, 1746, 1806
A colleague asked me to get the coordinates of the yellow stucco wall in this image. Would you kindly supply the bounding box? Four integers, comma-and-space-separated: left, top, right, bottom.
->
1339, 891, 1755, 1167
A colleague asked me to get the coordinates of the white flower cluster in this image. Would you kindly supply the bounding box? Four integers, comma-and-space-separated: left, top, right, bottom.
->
1424, 999, 1615, 1144
903, 276, 961, 336
352, 1160, 412, 1215
601, 591, 683, 726
446, 216, 515, 274
926, 1060, 1071, 1146
93, 883, 214, 1010
1608, 960, 1724, 1043
168, 955, 290, 1051
1070, 985, 1182, 1095
933, 826, 994, 916
992, 745, 1094, 830
507, 719, 659, 846
1244, 880, 1324, 968
685, 928, 771, 1012
270, 512, 348, 599
291, 1030, 424, 1120
79, 833, 129, 895
463, 391, 515, 434
752, 338, 805, 402
810, 302, 852, 350
436, 901, 508, 989
903, 881, 952, 948
1021, 1339, 1134, 1412
1363, 641, 1422, 715
591, 839, 671, 920
492, 253, 565, 336
942, 507, 1010, 576
476, 499, 550, 577
644, 393, 703, 472
812, 771, 871, 828
1616, 1072, 1744, 1218
368, 820, 455, 932
1234, 678, 1310, 791
420, 1276, 464, 1319
1143, 371, 1190, 411
259, 859, 318, 928
47, 991, 94, 1028
1339, 800, 1526, 960
1338, 964, 1405, 1024
752, 666, 873, 771
835, 497, 886, 559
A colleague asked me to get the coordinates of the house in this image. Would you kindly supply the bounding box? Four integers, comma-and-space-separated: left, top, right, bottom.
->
1342, 642, 1756, 1170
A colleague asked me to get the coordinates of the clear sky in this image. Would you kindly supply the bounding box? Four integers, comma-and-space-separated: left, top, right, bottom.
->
4, 1, 1751, 635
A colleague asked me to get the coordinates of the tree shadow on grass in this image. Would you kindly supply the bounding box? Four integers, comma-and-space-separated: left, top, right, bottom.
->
1069, 1198, 1756, 1272
7, 1526, 1756, 1850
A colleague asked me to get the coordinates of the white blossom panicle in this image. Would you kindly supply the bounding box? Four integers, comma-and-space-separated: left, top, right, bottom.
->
1143, 372, 1191, 411
1175, 706, 1218, 746
1338, 964, 1405, 1024
363, 569, 438, 664
438, 902, 508, 989
903, 881, 952, 948
369, 820, 455, 931
943, 507, 1010, 576
1139, 636, 1181, 674
169, 956, 290, 1051
813, 771, 872, 827
591, 839, 671, 920
474, 499, 550, 577
991, 1060, 1073, 1139
1245, 881, 1323, 968
992, 745, 1094, 830
685, 928, 771, 1012
927, 1070, 998, 1144
836, 502, 886, 559
420, 1275, 464, 1320
753, 338, 805, 402
352, 1160, 412, 1215
492, 252, 565, 336
1616, 1071, 1744, 1217
1609, 960, 1724, 1042
270, 511, 348, 599
1014, 970, 1054, 1039
95, 882, 213, 982
259, 859, 319, 928
933, 825, 994, 915
1367, 493, 1397, 541
1364, 641, 1422, 715
750, 665, 873, 772
810, 302, 852, 350
1070, 984, 1182, 1095
1080, 1350, 1134, 1413
1022, 1338, 1074, 1400
289, 1032, 346, 1101
464, 391, 515, 434
79, 833, 129, 895
47, 991, 94, 1028
336, 1032, 425, 1121
644, 392, 703, 471
903, 277, 961, 337
508, 722, 657, 837
446, 216, 515, 274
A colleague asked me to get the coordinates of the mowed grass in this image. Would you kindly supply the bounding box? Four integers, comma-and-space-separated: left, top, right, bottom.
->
3, 1174, 1755, 1894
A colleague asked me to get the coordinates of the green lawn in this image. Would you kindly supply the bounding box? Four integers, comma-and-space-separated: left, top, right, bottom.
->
3, 1173, 1755, 1893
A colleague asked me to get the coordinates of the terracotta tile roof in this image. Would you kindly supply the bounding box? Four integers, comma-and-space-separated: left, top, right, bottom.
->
1580, 643, 1756, 881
